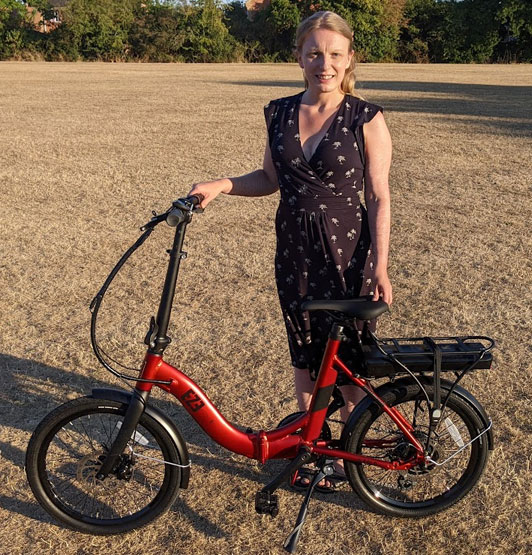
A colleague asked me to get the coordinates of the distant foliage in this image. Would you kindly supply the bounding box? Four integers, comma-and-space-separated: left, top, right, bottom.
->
398, 0, 532, 63
50, 0, 137, 60
0, 0, 531, 62
128, 1, 187, 62
0, 0, 34, 58
225, 0, 300, 61
181, 0, 243, 62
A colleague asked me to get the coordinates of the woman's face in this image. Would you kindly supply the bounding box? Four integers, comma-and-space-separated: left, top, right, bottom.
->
298, 28, 353, 95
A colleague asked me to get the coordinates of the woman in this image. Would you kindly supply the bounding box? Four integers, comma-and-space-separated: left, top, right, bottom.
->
189, 11, 392, 491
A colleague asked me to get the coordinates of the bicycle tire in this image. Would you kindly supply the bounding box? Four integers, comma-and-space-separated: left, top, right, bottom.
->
343, 383, 489, 517
26, 396, 183, 534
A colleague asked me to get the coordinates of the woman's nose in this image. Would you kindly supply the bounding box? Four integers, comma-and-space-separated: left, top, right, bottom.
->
318, 55, 331, 70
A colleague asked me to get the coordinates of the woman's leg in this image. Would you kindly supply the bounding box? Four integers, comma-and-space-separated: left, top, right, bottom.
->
339, 384, 366, 422
333, 384, 366, 475
293, 367, 324, 487
293, 366, 315, 411
293, 368, 363, 486
294, 368, 365, 420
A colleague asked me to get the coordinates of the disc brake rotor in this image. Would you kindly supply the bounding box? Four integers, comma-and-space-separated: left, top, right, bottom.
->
76, 453, 124, 493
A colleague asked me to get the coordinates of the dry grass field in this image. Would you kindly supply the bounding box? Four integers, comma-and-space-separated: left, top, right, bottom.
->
0, 61, 531, 554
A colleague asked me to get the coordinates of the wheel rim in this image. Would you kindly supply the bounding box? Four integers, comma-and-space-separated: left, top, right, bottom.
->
38, 408, 173, 524
355, 396, 480, 508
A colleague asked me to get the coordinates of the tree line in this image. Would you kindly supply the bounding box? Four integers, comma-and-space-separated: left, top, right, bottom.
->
1, 0, 531, 63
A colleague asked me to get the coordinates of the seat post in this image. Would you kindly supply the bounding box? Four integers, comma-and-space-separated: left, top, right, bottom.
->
330, 322, 345, 341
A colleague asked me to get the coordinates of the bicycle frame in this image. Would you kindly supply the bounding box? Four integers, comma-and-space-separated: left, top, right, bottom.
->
93, 200, 426, 479
135, 338, 426, 470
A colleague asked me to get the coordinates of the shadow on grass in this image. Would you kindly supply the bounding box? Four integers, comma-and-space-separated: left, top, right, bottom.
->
0, 489, 227, 540
0, 353, 221, 451
0, 352, 231, 535
228, 80, 532, 136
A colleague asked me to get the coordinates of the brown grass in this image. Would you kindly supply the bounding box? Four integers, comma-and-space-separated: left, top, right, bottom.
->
0, 61, 531, 554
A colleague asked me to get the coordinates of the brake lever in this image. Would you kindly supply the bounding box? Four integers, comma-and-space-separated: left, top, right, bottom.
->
172, 198, 204, 214
140, 211, 168, 231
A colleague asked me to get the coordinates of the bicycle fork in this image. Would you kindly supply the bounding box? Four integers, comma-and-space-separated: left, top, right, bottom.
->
95, 388, 149, 479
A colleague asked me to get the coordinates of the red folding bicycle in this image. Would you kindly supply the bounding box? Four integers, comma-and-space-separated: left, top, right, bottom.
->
26, 197, 495, 553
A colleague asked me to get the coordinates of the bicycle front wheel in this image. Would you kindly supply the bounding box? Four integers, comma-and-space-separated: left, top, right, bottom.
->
343, 383, 490, 517
26, 397, 183, 534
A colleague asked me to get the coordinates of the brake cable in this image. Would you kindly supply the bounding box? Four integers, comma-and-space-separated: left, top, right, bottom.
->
89, 211, 172, 383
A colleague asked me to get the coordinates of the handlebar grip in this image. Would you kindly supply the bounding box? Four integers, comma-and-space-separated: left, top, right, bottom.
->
172, 195, 203, 209
167, 195, 204, 227
187, 194, 202, 206
166, 208, 185, 227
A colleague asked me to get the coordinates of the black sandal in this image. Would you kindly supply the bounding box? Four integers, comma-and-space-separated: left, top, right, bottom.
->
291, 467, 315, 491
315, 472, 347, 494
292, 468, 347, 493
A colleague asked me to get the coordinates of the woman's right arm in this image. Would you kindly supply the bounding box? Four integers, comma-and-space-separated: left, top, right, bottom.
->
188, 142, 279, 208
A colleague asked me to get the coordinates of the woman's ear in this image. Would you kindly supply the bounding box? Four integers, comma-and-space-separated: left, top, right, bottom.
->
347, 49, 354, 68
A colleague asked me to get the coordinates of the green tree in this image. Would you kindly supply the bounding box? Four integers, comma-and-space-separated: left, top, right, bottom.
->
226, 0, 299, 61
398, 0, 449, 62
180, 0, 243, 62
267, 0, 300, 57
439, 0, 501, 63
225, 0, 299, 61
0, 0, 30, 58
49, 0, 140, 60
128, 1, 187, 61
493, 0, 532, 62
224, 1, 261, 60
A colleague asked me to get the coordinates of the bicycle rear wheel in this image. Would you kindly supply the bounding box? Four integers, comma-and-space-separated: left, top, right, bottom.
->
26, 397, 183, 534
343, 383, 490, 517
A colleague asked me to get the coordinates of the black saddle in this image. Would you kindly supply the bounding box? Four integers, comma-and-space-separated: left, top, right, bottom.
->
301, 295, 389, 321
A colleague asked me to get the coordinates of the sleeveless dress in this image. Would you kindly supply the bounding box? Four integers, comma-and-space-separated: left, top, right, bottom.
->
264, 92, 383, 379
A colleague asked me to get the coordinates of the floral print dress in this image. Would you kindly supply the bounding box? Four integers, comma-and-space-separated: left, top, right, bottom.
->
264, 92, 383, 378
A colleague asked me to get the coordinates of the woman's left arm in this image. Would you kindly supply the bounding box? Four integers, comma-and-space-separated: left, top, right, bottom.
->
363, 111, 393, 305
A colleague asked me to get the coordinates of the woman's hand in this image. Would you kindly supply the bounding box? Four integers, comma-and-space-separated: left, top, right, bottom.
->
372, 268, 393, 306
188, 178, 232, 209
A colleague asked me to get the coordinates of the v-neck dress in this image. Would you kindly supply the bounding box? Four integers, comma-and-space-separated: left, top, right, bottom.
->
264, 92, 383, 379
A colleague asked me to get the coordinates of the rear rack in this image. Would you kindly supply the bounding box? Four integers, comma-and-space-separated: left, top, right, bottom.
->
361, 335, 495, 378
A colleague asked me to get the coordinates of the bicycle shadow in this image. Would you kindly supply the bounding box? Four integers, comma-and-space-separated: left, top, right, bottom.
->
0, 352, 217, 445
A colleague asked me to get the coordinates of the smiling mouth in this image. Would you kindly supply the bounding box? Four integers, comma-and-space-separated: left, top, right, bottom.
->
317, 75, 335, 80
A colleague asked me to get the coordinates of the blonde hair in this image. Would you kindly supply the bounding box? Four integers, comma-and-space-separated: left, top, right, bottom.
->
295, 11, 360, 98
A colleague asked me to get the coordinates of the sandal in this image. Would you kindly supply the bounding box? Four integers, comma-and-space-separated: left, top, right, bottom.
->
315, 472, 347, 494
291, 467, 315, 491
292, 468, 347, 494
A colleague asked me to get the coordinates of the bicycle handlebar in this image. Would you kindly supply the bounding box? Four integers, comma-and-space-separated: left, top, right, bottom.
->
166, 195, 203, 227
140, 195, 203, 231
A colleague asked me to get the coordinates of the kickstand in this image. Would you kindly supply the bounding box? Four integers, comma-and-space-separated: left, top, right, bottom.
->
283, 462, 334, 554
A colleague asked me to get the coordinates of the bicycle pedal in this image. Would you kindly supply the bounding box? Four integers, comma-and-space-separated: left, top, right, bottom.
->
255, 491, 279, 518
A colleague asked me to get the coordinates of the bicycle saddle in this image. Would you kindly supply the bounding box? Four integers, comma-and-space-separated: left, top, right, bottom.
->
301, 296, 389, 320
